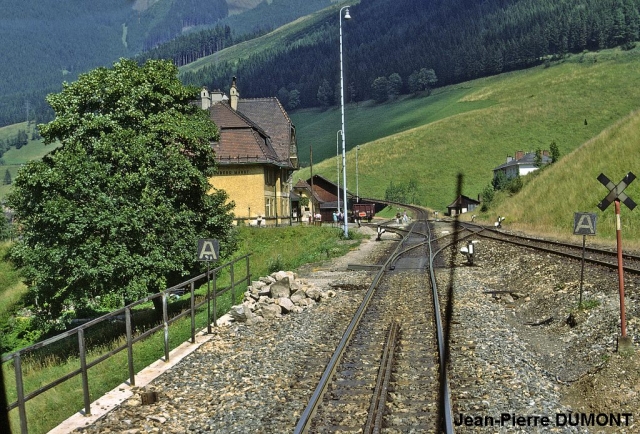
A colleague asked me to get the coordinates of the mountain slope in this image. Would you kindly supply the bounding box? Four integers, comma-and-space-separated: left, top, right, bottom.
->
179, 0, 640, 110
292, 46, 640, 242
491, 108, 640, 243
0, 0, 228, 127
0, 0, 340, 127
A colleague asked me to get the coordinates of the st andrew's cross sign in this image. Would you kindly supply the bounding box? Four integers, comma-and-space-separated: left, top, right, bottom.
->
597, 172, 636, 211
596, 172, 635, 341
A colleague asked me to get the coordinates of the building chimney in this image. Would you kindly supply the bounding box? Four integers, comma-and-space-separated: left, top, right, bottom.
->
200, 87, 211, 110
506, 155, 513, 163
542, 150, 549, 157
515, 150, 524, 160
230, 76, 239, 111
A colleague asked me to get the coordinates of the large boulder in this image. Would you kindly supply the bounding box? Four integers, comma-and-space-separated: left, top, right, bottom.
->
259, 303, 282, 319
270, 277, 291, 298
271, 270, 295, 281
277, 297, 295, 313
229, 304, 255, 323
290, 291, 307, 305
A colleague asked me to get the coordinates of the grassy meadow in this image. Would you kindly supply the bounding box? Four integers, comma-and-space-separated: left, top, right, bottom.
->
485, 109, 640, 247
0, 122, 59, 200
290, 88, 495, 165
293, 47, 640, 231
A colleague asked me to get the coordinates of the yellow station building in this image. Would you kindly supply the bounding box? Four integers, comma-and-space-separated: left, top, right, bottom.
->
198, 78, 298, 225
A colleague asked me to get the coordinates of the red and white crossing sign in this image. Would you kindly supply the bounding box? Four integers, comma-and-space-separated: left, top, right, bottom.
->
597, 172, 636, 211
596, 171, 635, 342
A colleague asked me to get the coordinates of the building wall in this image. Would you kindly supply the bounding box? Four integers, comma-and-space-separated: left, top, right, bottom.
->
209, 165, 264, 221
209, 164, 291, 224
519, 165, 538, 176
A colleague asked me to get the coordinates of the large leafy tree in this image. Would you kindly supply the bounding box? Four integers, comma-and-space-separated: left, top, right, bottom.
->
7, 59, 235, 329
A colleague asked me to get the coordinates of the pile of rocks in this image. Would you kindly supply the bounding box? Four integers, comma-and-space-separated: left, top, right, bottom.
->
228, 270, 336, 325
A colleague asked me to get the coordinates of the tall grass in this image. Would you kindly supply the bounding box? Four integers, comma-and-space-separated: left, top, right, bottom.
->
2, 224, 362, 434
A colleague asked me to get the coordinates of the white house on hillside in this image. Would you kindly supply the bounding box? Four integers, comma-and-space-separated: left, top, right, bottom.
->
493, 150, 552, 180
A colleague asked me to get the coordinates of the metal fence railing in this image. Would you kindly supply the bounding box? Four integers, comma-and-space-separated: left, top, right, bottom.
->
2, 254, 251, 434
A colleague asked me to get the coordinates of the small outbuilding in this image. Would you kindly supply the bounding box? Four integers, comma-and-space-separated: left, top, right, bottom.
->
447, 195, 481, 216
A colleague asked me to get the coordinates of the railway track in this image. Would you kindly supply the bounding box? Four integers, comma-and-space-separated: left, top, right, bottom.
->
459, 221, 640, 274
294, 210, 454, 433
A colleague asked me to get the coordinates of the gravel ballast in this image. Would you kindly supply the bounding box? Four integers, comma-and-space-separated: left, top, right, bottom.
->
69, 223, 639, 433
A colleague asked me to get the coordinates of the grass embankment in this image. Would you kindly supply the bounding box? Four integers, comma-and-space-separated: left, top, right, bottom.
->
0, 242, 29, 348
481, 108, 640, 248
293, 47, 640, 219
2, 224, 362, 434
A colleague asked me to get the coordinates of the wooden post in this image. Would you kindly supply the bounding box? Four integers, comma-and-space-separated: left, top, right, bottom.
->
125, 307, 135, 386
78, 329, 91, 416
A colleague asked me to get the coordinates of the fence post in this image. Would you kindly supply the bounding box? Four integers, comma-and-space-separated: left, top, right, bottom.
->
230, 261, 235, 305
163, 293, 169, 362
14, 353, 28, 434
213, 269, 218, 327
125, 307, 135, 386
78, 328, 91, 416
190, 281, 196, 344
246, 255, 251, 290
207, 262, 211, 334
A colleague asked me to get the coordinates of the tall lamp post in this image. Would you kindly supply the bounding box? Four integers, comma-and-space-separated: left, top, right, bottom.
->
339, 5, 351, 237
336, 130, 342, 213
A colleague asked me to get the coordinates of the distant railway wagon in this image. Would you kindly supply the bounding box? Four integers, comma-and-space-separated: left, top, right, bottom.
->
352, 203, 376, 222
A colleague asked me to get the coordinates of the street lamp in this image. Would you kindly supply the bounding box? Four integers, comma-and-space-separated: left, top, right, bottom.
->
339, 5, 351, 237
336, 130, 342, 213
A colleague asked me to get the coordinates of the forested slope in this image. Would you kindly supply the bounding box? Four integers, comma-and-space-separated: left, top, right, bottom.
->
0, 0, 228, 127
3, 0, 640, 129
180, 0, 640, 110
0, 0, 340, 128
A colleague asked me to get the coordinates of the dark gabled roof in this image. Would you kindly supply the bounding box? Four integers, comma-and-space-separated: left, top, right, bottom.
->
306, 174, 354, 197
208, 102, 281, 166
447, 195, 481, 208
237, 98, 292, 164
493, 152, 552, 171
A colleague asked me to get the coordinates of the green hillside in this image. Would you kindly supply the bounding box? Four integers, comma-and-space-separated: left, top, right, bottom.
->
292, 47, 640, 242
0, 122, 60, 200
290, 90, 496, 165
490, 109, 640, 245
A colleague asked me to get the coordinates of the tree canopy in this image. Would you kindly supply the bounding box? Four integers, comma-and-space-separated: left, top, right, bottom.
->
7, 59, 236, 329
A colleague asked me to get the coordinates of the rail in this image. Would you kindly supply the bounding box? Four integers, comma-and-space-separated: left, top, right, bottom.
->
293, 218, 415, 433
3, 254, 251, 434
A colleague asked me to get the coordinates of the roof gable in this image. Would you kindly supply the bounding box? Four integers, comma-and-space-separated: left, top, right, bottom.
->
237, 98, 293, 163
208, 102, 280, 164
